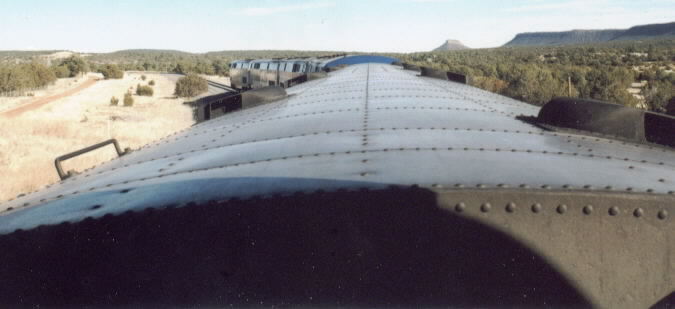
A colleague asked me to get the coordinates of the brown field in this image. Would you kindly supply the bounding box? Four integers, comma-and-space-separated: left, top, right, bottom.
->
0, 72, 195, 208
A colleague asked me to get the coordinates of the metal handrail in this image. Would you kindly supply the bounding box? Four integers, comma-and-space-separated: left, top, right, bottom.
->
54, 139, 130, 180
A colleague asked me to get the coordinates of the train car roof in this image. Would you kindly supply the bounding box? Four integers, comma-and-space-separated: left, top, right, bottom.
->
2, 62, 673, 230
0, 63, 672, 308
322, 54, 399, 67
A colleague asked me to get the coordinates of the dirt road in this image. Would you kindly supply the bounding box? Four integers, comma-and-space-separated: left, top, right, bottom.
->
2, 77, 99, 118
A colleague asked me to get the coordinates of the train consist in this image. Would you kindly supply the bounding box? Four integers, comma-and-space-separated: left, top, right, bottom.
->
229, 57, 332, 90
229, 54, 399, 90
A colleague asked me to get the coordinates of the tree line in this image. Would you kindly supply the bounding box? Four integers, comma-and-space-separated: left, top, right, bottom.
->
392, 39, 674, 112
0, 56, 89, 96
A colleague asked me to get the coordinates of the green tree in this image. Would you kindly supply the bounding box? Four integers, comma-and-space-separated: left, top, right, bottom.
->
110, 96, 119, 106
51, 65, 71, 78
59, 56, 89, 77
98, 64, 124, 79
174, 74, 208, 97
136, 84, 153, 96
644, 80, 673, 112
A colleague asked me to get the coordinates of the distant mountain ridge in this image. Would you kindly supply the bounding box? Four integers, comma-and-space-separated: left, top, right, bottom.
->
504, 21, 675, 46
433, 39, 470, 51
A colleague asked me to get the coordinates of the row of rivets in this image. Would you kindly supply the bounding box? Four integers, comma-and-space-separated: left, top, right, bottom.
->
453, 202, 668, 220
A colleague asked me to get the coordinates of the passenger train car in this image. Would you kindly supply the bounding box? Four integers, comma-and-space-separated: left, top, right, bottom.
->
228, 55, 395, 90
230, 58, 326, 90
0, 61, 672, 308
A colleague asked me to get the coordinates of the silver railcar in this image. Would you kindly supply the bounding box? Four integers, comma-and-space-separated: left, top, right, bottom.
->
228, 60, 251, 90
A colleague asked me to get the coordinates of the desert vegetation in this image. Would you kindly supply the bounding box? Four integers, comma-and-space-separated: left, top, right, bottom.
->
395, 39, 675, 112
0, 55, 92, 96
123, 92, 134, 106
98, 64, 124, 79
0, 73, 192, 205
0, 62, 57, 96
174, 74, 208, 97
136, 84, 153, 96
52, 56, 89, 78
110, 96, 119, 106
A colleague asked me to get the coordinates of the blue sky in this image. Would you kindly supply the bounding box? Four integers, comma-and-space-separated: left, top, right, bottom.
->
0, 0, 673, 53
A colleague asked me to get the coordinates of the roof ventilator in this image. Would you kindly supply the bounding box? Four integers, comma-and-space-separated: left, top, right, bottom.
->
418, 66, 471, 85
536, 97, 675, 148
191, 87, 287, 123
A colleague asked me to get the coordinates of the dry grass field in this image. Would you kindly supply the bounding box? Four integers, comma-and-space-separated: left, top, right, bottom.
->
0, 72, 194, 206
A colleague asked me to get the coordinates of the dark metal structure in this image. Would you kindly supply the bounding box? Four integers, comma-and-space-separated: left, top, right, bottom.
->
0, 63, 672, 308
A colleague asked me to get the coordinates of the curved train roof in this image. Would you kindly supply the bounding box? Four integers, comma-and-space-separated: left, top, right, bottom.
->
323, 55, 399, 67
1, 63, 673, 231
0, 63, 672, 308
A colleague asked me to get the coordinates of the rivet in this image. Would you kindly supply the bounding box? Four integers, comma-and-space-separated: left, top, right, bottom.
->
505, 202, 516, 213
476, 184, 486, 188
658, 179, 665, 183
605, 186, 613, 190
541, 185, 551, 189
657, 210, 668, 220
520, 184, 529, 188
633, 208, 643, 218
608, 206, 619, 216
556, 204, 567, 214
455, 202, 466, 212
531, 203, 542, 213
583, 205, 593, 215
481, 203, 491, 212
583, 185, 593, 189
